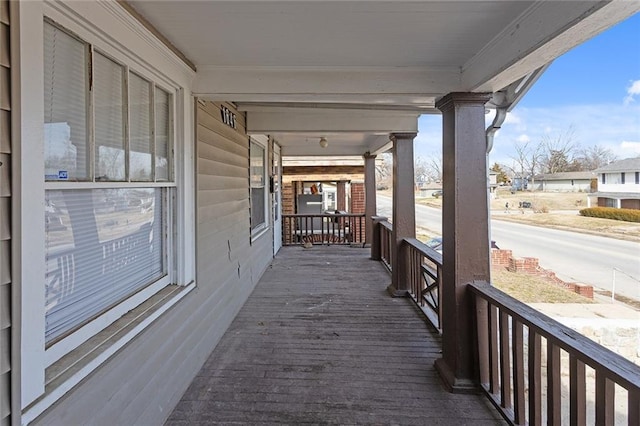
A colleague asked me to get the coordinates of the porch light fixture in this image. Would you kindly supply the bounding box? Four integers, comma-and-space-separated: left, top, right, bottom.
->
319, 137, 328, 148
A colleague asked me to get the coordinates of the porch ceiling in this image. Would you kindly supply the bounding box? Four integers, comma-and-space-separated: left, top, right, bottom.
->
127, 0, 640, 156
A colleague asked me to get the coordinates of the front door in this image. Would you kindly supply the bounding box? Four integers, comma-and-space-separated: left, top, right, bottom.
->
273, 143, 282, 254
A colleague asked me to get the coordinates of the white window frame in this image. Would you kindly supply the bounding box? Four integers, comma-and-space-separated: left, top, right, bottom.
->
18, 1, 196, 413
250, 135, 269, 240
606, 172, 622, 185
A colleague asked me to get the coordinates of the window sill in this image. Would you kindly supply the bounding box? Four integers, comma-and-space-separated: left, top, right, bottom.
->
251, 225, 270, 243
23, 282, 195, 423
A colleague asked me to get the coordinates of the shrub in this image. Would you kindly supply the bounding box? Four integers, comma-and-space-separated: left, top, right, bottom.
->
579, 207, 640, 223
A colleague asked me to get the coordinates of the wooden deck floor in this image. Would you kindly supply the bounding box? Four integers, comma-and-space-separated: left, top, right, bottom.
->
166, 246, 504, 425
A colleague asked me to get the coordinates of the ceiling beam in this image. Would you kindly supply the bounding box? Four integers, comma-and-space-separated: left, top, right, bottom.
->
193, 66, 460, 105
463, 1, 640, 92
246, 107, 419, 134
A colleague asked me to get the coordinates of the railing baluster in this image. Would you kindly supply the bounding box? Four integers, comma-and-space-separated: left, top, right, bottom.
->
629, 388, 639, 426
512, 319, 525, 424
569, 355, 586, 426
489, 304, 499, 395
436, 264, 442, 326
528, 330, 542, 426
547, 342, 561, 425
595, 371, 614, 425
468, 282, 640, 426
476, 296, 490, 388
499, 310, 512, 410
281, 214, 366, 246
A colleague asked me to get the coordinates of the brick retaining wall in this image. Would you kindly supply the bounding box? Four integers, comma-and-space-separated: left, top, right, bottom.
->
493, 249, 594, 299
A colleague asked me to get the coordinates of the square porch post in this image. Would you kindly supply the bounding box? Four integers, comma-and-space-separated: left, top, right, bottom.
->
387, 133, 417, 297
337, 181, 346, 211
434, 92, 492, 393
364, 152, 377, 247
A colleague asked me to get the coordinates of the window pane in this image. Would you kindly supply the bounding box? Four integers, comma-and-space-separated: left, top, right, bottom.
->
250, 141, 266, 231
251, 187, 266, 230
250, 143, 265, 187
155, 87, 170, 181
94, 53, 126, 181
129, 73, 153, 181
44, 23, 89, 181
45, 188, 165, 342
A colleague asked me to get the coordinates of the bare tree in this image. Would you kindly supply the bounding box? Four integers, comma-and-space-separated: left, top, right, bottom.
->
375, 153, 392, 189
415, 149, 443, 183
509, 139, 543, 188
575, 145, 617, 170
540, 127, 579, 174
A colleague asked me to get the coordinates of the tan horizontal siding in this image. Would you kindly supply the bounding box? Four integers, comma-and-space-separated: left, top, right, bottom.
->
0, 67, 8, 112
193, 174, 246, 191
0, 0, 8, 25
197, 188, 248, 206
197, 202, 249, 226
0, 24, 7, 68
197, 157, 248, 181
0, 328, 8, 374
197, 141, 247, 169
0, 241, 8, 285
197, 121, 248, 158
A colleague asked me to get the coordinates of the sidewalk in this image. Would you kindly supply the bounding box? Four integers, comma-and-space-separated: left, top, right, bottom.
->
531, 302, 639, 366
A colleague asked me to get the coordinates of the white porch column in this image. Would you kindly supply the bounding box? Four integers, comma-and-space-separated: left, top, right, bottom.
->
387, 133, 417, 296
434, 92, 492, 393
364, 153, 377, 247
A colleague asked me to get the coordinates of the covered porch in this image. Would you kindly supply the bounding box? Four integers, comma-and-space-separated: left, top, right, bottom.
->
167, 246, 504, 425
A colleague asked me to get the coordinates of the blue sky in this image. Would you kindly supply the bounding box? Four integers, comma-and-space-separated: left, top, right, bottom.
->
415, 12, 640, 168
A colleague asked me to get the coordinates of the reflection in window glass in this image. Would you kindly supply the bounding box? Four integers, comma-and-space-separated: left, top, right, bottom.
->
94, 53, 125, 181
44, 22, 88, 181
250, 141, 266, 231
155, 87, 170, 181
45, 188, 165, 342
129, 73, 153, 181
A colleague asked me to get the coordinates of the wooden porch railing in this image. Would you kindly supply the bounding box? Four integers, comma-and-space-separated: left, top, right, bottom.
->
373, 218, 640, 425
470, 281, 640, 425
282, 213, 366, 246
404, 238, 443, 331
374, 219, 442, 330
379, 220, 393, 271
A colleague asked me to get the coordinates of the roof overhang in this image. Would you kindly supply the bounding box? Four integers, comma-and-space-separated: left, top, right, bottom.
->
126, 1, 640, 156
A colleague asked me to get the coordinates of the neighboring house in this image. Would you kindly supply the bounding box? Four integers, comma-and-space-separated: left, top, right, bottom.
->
282, 156, 367, 215
2, 2, 637, 425
591, 158, 640, 209
489, 170, 498, 193
533, 171, 596, 192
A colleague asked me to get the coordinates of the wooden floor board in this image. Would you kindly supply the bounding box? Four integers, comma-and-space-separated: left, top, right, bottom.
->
167, 246, 505, 425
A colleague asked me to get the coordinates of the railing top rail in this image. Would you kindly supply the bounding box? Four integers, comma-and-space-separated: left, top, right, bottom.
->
282, 213, 365, 218
380, 221, 393, 231
403, 237, 442, 265
469, 281, 640, 390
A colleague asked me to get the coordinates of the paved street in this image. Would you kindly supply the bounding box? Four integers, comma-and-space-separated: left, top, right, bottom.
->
377, 195, 640, 301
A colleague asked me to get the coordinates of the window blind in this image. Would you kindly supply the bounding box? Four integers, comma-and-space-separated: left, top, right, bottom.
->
45, 188, 165, 343
44, 22, 89, 181
94, 52, 126, 181
129, 73, 153, 181
155, 87, 170, 181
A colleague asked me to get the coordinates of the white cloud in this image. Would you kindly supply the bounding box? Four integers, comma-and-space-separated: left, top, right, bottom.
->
516, 134, 530, 143
620, 141, 640, 155
488, 103, 640, 166
623, 80, 640, 105
504, 112, 521, 125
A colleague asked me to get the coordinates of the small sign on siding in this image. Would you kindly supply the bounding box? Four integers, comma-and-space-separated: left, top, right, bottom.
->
221, 106, 237, 129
